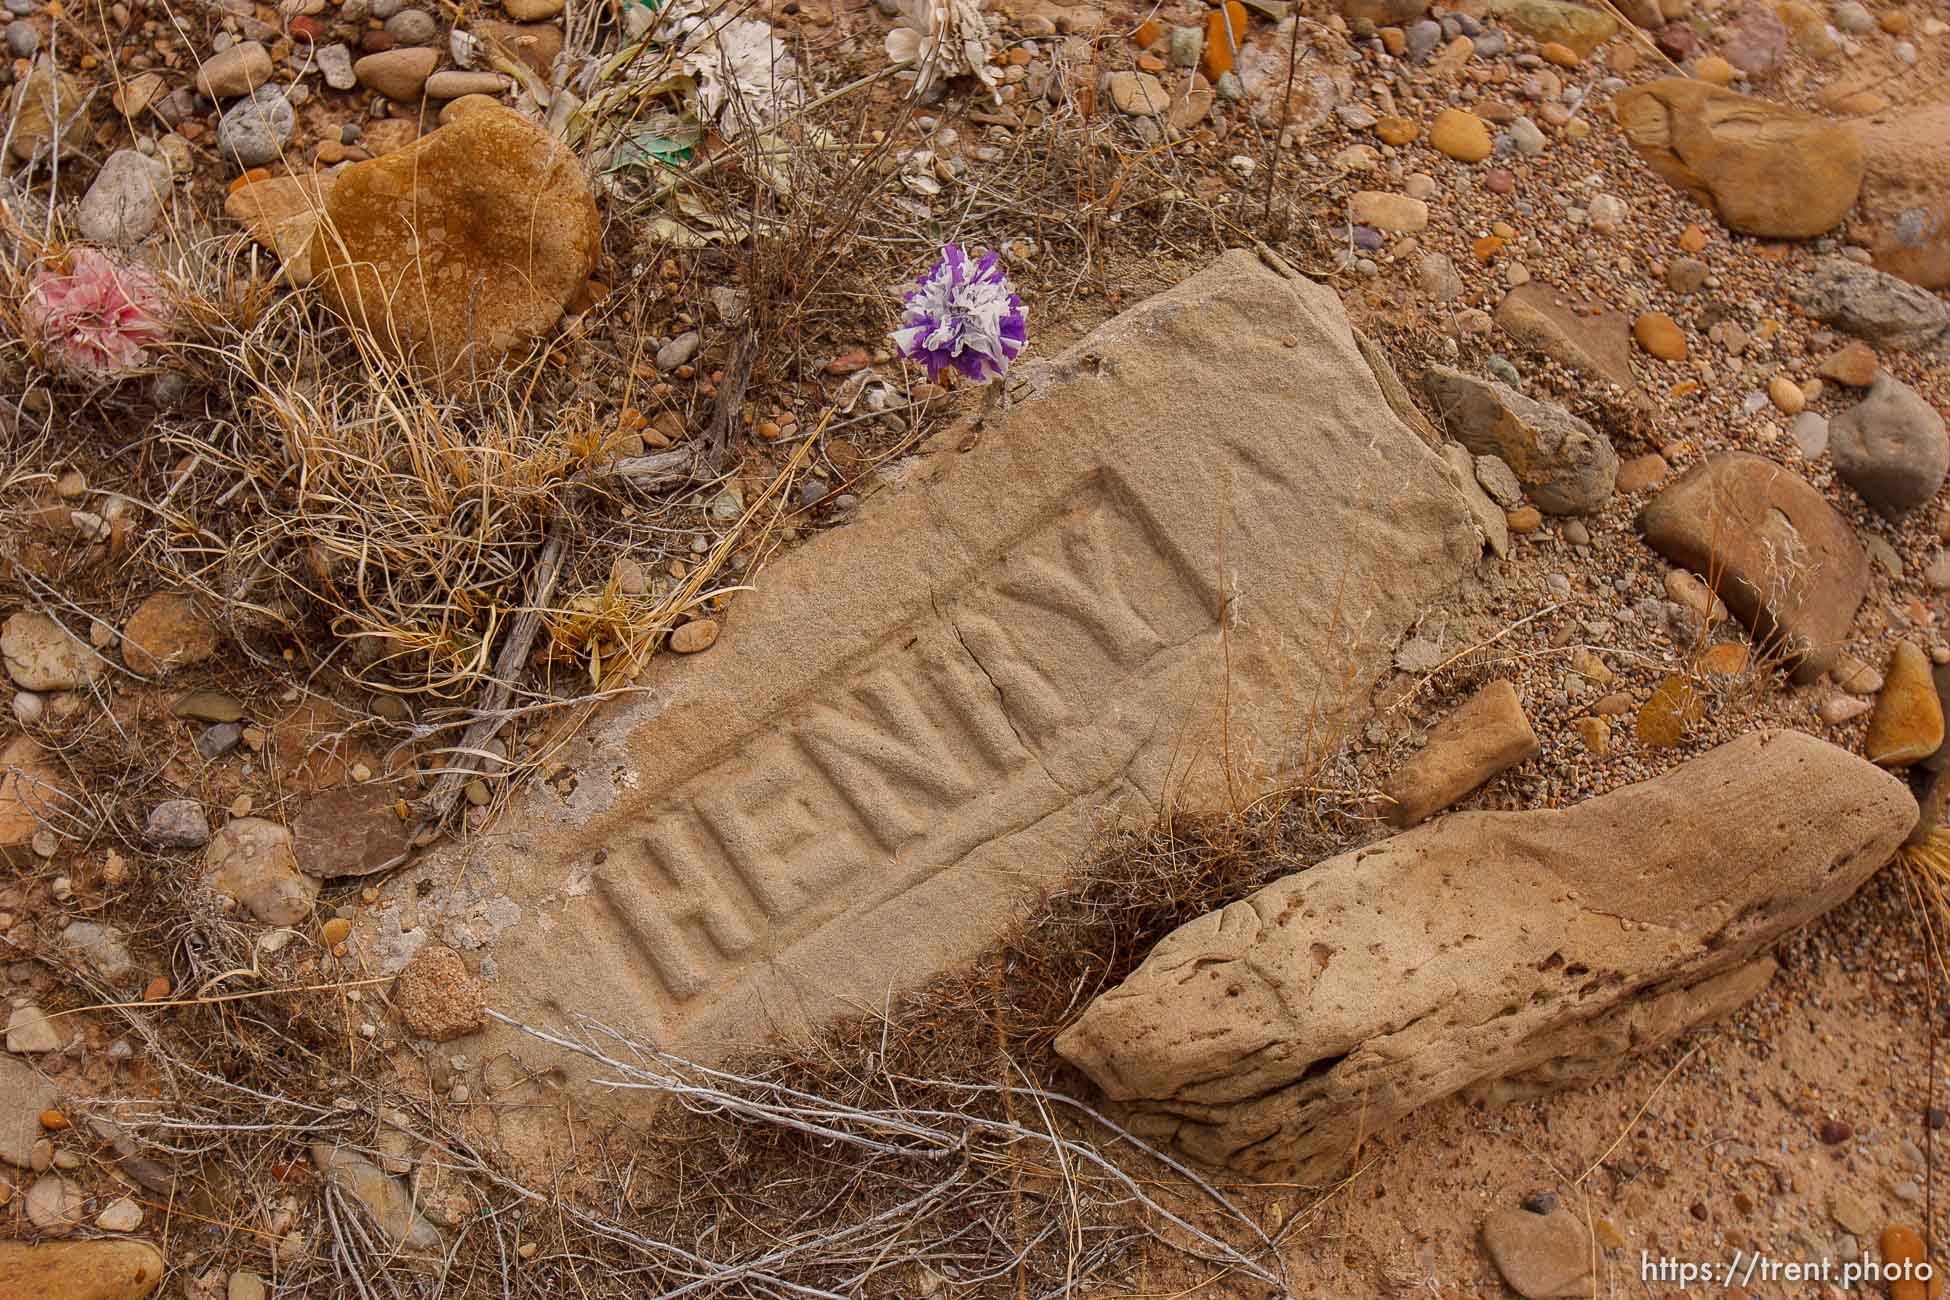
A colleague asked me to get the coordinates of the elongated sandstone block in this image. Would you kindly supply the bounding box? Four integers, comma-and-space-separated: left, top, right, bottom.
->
363, 250, 1484, 1066
1055, 730, 1914, 1177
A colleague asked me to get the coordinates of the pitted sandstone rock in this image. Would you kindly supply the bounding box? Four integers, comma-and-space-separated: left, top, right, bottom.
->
1054, 731, 1913, 1178
365, 250, 1483, 1068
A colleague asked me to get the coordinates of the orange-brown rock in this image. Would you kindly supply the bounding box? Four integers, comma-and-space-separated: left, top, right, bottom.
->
1614, 79, 1865, 239
1201, 1, 1248, 81
1866, 641, 1944, 767
0, 1240, 167, 1300
1642, 453, 1869, 682
307, 102, 601, 385
1819, 340, 1880, 386
1634, 311, 1687, 359
0, 735, 65, 866
225, 172, 336, 284
120, 592, 219, 677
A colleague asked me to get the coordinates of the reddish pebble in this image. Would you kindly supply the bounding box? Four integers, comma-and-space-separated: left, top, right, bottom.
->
360, 29, 394, 52
826, 347, 871, 375
1484, 168, 1514, 194
288, 15, 323, 41
1818, 1118, 1853, 1144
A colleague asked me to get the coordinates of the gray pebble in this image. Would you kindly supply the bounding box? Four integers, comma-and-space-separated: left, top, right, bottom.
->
383, 8, 436, 44
316, 41, 356, 91
1832, 1, 1872, 32
216, 85, 294, 167
1791, 410, 1829, 459
1168, 25, 1202, 68
197, 722, 243, 761
2, 0, 37, 14
5, 17, 37, 56
75, 148, 171, 246
146, 798, 211, 849
1473, 28, 1505, 55
1405, 18, 1441, 58
656, 330, 701, 371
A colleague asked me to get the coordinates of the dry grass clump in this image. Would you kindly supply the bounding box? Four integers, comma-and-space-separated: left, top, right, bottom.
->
14, 791, 1356, 1298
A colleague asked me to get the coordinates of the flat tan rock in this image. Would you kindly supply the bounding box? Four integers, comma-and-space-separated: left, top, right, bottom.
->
1381, 679, 1539, 826
0, 1053, 60, 1167
361, 249, 1484, 1068
307, 101, 600, 384
1640, 452, 1869, 682
1054, 730, 1914, 1177
1614, 79, 1864, 238
1494, 283, 1648, 415
0, 1239, 167, 1299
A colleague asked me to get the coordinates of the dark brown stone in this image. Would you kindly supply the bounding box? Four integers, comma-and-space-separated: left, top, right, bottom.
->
292, 784, 415, 878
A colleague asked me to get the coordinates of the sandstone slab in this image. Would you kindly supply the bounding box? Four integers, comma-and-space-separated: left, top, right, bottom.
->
308, 101, 601, 384
0, 1240, 166, 1300
3, 610, 105, 691
363, 250, 1483, 1066
1614, 79, 1864, 239
1381, 679, 1539, 826
1421, 366, 1618, 513
1641, 452, 1869, 682
1054, 731, 1914, 1176
203, 817, 318, 925
1858, 105, 1950, 290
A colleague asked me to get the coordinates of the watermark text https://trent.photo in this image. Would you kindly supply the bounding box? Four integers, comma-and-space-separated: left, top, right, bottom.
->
1642, 1249, 1936, 1289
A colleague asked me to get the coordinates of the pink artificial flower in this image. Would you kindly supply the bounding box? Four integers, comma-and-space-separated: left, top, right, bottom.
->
24, 248, 170, 380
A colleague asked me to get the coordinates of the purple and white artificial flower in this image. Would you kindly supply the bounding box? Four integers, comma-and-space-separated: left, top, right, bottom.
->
891, 243, 1026, 384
